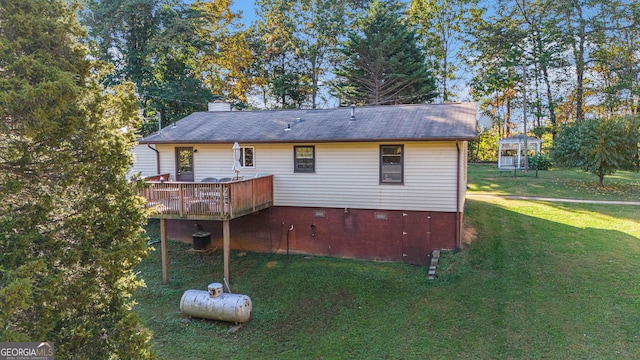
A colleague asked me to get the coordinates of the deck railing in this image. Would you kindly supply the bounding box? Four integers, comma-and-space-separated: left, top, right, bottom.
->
141, 175, 273, 220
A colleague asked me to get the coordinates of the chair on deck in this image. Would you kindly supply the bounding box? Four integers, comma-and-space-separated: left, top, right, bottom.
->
198, 178, 220, 204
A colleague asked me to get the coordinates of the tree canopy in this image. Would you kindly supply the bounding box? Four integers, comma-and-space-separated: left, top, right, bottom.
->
409, 0, 480, 103
552, 116, 640, 186
0, 0, 154, 357
468, 0, 639, 137
74, 0, 639, 124
82, 0, 231, 134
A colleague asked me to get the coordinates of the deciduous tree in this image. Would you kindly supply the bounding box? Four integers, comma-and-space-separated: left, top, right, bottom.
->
408, 0, 480, 103
252, 0, 310, 108
298, 0, 352, 108
467, 11, 524, 136
552, 116, 640, 186
548, 0, 639, 122
192, 0, 254, 107
83, 0, 159, 90
83, 0, 215, 133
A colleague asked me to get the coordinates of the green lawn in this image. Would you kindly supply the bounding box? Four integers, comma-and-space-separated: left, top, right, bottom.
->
467, 163, 640, 201
135, 164, 640, 359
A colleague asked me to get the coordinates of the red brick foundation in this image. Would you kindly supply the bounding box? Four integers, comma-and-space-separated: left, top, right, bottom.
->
165, 206, 458, 264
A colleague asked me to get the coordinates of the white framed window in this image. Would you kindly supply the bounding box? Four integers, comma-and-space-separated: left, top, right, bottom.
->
240, 147, 254, 168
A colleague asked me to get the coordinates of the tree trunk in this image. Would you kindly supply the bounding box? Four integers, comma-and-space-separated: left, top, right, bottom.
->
542, 63, 557, 136
598, 172, 605, 187
568, 3, 586, 123
506, 96, 512, 136
311, 72, 318, 109
442, 37, 448, 103
311, 56, 318, 109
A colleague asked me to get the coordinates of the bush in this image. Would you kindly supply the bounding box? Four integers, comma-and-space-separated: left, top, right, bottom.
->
529, 153, 553, 170
469, 129, 499, 162
551, 116, 640, 186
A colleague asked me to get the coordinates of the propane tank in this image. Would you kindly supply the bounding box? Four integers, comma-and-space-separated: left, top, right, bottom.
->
180, 283, 252, 323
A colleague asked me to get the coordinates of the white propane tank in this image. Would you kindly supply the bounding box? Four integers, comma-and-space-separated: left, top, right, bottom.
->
180, 282, 252, 323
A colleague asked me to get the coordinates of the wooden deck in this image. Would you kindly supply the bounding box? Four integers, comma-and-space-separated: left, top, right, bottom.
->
140, 175, 274, 285
141, 175, 274, 220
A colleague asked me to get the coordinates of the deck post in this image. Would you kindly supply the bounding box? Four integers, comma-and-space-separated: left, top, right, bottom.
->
160, 218, 169, 284
223, 219, 230, 285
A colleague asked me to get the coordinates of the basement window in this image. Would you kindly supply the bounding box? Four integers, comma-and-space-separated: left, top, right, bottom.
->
380, 145, 403, 184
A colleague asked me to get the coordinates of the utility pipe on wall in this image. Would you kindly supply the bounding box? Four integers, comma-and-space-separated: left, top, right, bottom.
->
147, 143, 160, 175
455, 141, 461, 251
286, 224, 294, 256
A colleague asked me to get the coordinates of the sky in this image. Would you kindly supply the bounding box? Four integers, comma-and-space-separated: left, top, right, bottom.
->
230, 1, 257, 26
229, 1, 415, 27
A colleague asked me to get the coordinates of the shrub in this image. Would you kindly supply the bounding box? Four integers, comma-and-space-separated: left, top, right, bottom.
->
552, 116, 640, 186
469, 129, 499, 162
529, 153, 553, 170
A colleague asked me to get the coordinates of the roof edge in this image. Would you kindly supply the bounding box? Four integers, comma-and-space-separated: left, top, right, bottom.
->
138, 137, 477, 145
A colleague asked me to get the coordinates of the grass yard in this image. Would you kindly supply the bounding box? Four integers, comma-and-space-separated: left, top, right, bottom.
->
468, 163, 640, 201
134, 164, 640, 359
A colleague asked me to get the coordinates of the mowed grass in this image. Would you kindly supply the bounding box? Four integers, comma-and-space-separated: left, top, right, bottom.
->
467, 163, 640, 201
134, 165, 640, 359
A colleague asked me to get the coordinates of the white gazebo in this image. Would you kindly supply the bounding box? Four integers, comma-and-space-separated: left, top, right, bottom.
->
498, 134, 542, 169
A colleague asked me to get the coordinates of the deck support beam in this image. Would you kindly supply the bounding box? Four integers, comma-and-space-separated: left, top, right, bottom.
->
223, 219, 230, 286
160, 218, 169, 284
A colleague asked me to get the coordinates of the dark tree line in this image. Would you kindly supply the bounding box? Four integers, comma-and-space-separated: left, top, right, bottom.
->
80, 0, 441, 132
77, 0, 640, 134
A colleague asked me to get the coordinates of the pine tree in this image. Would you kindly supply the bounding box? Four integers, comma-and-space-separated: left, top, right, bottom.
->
0, 1, 155, 358
333, 0, 436, 105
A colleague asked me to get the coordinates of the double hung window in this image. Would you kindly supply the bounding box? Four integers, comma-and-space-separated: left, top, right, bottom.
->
294, 146, 315, 173
240, 147, 254, 167
380, 145, 403, 184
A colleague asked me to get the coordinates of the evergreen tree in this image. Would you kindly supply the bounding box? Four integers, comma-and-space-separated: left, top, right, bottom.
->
333, 0, 436, 105
0, 1, 155, 358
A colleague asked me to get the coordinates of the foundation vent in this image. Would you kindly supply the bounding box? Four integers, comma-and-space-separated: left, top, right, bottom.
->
375, 212, 388, 220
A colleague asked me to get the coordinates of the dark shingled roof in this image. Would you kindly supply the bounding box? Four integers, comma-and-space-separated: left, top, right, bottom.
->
140, 103, 477, 144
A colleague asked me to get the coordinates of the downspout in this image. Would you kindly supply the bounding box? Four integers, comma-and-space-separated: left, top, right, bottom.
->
455, 141, 461, 251
147, 143, 160, 174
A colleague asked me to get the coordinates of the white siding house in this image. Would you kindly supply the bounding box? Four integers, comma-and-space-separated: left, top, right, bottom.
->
153, 141, 462, 212
138, 103, 477, 263
128, 144, 158, 178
